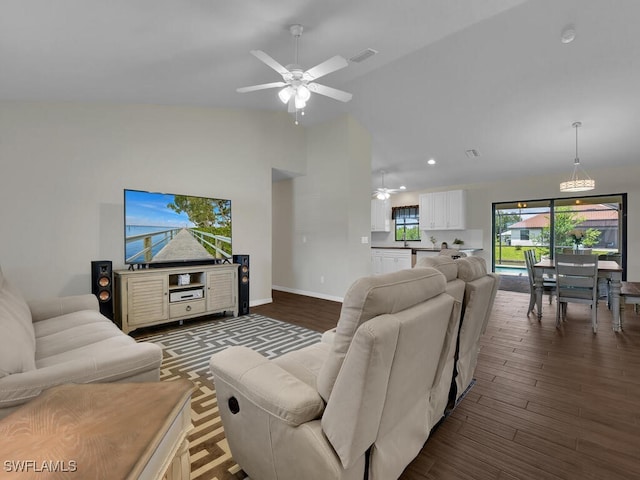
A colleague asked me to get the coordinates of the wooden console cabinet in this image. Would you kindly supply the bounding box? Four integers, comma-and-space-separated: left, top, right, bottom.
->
115, 263, 238, 333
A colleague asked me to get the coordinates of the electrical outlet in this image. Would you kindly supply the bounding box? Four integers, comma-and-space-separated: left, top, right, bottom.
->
361, 236, 369, 244
320, 275, 325, 284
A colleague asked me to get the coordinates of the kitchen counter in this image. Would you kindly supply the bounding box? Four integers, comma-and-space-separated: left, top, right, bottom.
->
372, 246, 483, 254
371, 246, 484, 269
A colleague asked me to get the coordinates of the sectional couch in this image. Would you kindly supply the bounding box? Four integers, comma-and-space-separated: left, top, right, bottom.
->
0, 266, 163, 419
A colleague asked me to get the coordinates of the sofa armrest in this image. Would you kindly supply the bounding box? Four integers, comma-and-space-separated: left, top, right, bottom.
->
28, 294, 99, 322
210, 346, 324, 426
321, 328, 336, 344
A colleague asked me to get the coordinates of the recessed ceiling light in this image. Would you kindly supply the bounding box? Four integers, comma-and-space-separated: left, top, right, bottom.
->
561, 25, 576, 44
427, 158, 436, 165
399, 185, 406, 190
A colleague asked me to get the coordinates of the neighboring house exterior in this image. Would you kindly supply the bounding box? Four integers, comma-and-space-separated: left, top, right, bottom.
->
507, 205, 619, 248
506, 215, 548, 246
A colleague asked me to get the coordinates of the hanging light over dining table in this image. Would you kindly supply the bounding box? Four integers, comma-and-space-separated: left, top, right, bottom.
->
560, 121, 595, 192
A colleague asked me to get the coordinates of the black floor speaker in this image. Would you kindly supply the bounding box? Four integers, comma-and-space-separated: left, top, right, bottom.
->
91, 260, 114, 320
233, 254, 249, 316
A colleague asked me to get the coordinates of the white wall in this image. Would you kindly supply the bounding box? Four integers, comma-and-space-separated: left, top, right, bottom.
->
0, 101, 305, 302
384, 165, 640, 280
272, 115, 372, 301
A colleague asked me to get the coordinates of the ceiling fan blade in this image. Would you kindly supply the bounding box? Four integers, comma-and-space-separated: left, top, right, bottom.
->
250, 50, 290, 76
237, 82, 287, 93
308, 83, 353, 102
304, 55, 348, 80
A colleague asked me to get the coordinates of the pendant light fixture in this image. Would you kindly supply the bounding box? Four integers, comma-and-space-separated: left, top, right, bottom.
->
560, 121, 595, 192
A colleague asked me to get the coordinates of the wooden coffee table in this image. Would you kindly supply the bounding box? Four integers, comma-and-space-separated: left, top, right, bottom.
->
0, 379, 195, 479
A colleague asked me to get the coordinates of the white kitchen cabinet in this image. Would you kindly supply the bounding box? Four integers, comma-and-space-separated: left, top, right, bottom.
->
446, 190, 466, 229
371, 249, 412, 275
371, 199, 391, 232
419, 190, 466, 230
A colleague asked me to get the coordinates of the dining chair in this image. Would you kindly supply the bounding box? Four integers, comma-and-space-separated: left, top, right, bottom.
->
555, 253, 599, 332
524, 249, 554, 316
598, 253, 621, 306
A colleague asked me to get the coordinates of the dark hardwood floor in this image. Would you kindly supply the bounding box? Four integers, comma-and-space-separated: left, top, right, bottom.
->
254, 288, 640, 480
252, 289, 342, 332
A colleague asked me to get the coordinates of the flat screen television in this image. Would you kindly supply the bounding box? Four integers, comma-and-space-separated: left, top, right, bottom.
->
124, 189, 232, 267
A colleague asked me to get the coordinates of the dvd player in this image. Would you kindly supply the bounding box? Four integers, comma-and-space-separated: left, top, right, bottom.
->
169, 288, 204, 303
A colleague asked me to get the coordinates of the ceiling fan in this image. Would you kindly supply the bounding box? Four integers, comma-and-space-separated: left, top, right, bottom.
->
237, 24, 352, 119
373, 171, 403, 200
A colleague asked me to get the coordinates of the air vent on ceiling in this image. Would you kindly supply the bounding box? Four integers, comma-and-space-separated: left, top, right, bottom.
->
465, 149, 480, 158
349, 48, 378, 63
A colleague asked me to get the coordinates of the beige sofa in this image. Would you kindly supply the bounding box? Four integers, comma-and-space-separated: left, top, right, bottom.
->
415, 256, 499, 407
319, 255, 498, 424
210, 267, 462, 480
0, 266, 163, 419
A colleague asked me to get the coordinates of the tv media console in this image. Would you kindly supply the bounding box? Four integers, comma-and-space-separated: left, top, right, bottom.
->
114, 263, 238, 334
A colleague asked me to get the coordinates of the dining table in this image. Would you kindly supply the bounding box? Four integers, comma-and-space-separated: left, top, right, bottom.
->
533, 258, 624, 331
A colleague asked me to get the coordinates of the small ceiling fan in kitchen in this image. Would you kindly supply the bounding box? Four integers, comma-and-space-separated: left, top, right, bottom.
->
373, 170, 404, 200
236, 24, 352, 122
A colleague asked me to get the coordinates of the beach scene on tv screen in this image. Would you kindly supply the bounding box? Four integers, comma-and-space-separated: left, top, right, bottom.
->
125, 190, 232, 264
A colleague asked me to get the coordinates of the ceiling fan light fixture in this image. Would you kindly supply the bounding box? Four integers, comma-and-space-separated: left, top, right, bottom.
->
278, 86, 293, 104
560, 121, 595, 192
376, 191, 390, 200
294, 96, 306, 110
297, 85, 311, 102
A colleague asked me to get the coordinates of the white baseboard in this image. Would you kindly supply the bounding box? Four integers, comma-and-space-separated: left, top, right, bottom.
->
250, 297, 272, 307
272, 285, 344, 303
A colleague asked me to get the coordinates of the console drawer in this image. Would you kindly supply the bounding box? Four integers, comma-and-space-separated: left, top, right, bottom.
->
170, 299, 206, 319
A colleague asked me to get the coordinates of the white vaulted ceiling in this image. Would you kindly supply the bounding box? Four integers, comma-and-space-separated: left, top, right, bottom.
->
1, 0, 639, 192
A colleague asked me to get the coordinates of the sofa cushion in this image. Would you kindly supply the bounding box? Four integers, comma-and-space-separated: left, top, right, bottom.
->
455, 256, 487, 282
415, 256, 458, 281
274, 342, 331, 390
33, 309, 111, 340
0, 267, 36, 378
415, 256, 465, 304
34, 310, 132, 362
316, 267, 446, 401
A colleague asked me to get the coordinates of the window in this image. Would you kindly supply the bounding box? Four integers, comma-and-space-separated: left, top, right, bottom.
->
393, 206, 420, 242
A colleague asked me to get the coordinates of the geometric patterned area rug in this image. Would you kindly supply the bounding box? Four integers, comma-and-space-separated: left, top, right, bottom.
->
135, 314, 322, 480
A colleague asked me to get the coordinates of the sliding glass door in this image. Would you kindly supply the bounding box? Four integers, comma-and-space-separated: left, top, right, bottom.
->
492, 194, 626, 277
494, 200, 551, 275
552, 197, 622, 261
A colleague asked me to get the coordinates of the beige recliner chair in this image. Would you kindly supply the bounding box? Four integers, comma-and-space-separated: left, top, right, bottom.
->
415, 256, 499, 407
413, 255, 465, 423
209, 267, 461, 480
452, 257, 499, 402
